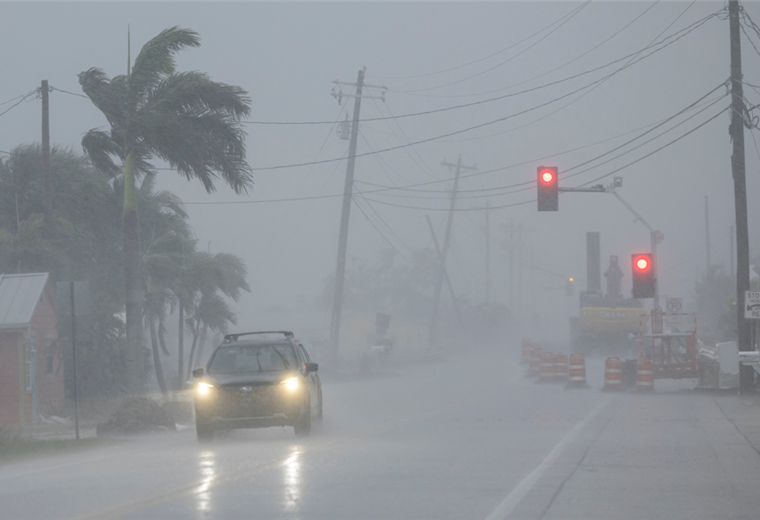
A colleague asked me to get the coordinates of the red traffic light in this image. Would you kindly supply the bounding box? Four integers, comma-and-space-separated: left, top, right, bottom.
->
635, 257, 649, 270
541, 171, 554, 183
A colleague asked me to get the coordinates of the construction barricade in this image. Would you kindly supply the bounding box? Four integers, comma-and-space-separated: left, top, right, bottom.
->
554, 353, 568, 382
539, 352, 555, 383
566, 354, 587, 388
603, 357, 623, 391
636, 358, 654, 391
528, 346, 542, 377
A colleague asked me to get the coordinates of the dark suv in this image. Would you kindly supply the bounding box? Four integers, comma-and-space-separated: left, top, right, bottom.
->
192, 331, 322, 442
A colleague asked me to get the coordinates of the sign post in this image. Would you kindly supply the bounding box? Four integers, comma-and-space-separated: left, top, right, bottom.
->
56, 281, 89, 440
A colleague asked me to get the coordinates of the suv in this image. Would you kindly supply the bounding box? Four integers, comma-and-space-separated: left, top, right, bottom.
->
192, 331, 322, 442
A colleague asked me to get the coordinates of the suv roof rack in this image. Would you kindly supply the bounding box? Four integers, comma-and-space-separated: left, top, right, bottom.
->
223, 331, 294, 343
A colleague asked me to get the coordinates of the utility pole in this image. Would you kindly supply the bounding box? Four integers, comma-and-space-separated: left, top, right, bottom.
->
426, 215, 462, 326
429, 156, 476, 350
705, 195, 712, 271
508, 222, 514, 311
328, 68, 386, 363
41, 80, 52, 235
728, 0, 754, 392
485, 202, 491, 304
731, 225, 735, 278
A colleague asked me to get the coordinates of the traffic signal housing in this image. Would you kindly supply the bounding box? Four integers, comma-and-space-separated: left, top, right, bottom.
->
537, 166, 558, 211
631, 253, 655, 299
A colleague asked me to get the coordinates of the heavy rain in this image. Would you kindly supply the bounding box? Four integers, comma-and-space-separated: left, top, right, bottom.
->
1, 2, 760, 519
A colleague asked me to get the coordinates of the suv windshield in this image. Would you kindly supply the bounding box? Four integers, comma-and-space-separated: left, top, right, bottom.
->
207, 343, 297, 374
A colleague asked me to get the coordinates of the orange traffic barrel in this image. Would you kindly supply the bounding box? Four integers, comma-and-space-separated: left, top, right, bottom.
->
554, 353, 568, 381
603, 357, 623, 391
567, 354, 587, 387
521, 339, 532, 365
528, 346, 542, 377
539, 352, 555, 383
636, 358, 654, 391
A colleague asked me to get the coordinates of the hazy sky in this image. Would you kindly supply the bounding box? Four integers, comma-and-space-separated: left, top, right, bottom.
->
1, 1, 757, 341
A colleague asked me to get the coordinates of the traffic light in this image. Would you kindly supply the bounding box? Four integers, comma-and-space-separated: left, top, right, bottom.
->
537, 166, 558, 211
631, 253, 655, 298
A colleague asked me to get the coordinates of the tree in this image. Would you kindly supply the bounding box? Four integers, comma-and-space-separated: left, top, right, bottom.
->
79, 26, 254, 391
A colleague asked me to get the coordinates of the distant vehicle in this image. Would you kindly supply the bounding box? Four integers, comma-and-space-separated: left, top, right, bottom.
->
192, 331, 322, 442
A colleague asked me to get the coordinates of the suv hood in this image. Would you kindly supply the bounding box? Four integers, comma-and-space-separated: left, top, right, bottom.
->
205, 371, 293, 387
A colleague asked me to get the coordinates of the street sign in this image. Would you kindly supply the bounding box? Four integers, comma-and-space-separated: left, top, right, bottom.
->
745, 291, 760, 319
666, 298, 682, 313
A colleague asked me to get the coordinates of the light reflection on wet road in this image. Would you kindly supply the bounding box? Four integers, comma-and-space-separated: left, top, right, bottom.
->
2, 346, 760, 520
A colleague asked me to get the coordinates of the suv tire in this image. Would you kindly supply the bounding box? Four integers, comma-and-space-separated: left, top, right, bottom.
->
293, 401, 311, 438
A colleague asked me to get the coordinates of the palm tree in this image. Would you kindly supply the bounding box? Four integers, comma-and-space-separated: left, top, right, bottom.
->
79, 27, 254, 391
183, 252, 249, 380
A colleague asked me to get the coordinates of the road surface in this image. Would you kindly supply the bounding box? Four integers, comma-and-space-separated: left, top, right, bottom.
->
2, 344, 760, 519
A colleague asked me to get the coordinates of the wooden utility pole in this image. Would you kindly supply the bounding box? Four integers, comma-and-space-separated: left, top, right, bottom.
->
328, 68, 386, 363
41, 80, 52, 235
429, 156, 476, 350
426, 215, 462, 326
704, 195, 712, 271
485, 202, 491, 304
728, 0, 754, 392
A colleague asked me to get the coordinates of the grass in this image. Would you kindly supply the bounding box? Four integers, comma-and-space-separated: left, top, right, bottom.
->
0, 427, 122, 465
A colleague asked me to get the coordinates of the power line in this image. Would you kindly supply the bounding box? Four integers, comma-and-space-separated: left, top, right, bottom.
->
366, 2, 590, 81
359, 106, 726, 212
181, 85, 728, 206
0, 90, 38, 118
392, 1, 592, 94
243, 10, 718, 129
394, 7, 721, 100
50, 86, 89, 99
356, 83, 728, 197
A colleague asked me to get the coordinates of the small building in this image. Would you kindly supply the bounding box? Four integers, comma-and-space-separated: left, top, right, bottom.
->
0, 273, 63, 426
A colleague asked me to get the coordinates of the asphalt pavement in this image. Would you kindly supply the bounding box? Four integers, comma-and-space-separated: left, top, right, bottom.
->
2, 344, 760, 520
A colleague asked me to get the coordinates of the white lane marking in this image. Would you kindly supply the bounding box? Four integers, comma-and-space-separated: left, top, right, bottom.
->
484, 396, 611, 520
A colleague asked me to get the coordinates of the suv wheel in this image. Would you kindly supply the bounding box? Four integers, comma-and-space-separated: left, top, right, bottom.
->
293, 402, 311, 438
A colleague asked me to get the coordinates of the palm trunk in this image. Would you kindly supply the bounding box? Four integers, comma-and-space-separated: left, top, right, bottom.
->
149, 316, 168, 399
123, 152, 144, 393
177, 303, 184, 391
195, 322, 210, 369
186, 325, 200, 382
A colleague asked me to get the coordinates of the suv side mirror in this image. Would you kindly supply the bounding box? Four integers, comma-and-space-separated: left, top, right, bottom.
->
192, 368, 205, 378
303, 362, 318, 373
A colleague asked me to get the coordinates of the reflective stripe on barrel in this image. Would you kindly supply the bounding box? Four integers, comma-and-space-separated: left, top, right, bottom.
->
604, 357, 623, 390
636, 358, 654, 391
554, 353, 568, 381
539, 352, 555, 382
567, 354, 587, 386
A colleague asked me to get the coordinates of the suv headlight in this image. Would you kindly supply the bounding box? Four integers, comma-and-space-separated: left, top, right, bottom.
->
196, 382, 215, 396
280, 377, 299, 391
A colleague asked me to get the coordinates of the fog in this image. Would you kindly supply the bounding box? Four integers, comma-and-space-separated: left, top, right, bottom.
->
1, 1, 756, 348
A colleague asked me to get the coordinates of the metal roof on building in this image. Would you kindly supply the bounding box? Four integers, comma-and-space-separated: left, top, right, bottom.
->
0, 273, 50, 331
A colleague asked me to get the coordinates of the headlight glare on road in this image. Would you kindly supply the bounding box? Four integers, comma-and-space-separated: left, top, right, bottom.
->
280, 377, 299, 391
196, 382, 214, 396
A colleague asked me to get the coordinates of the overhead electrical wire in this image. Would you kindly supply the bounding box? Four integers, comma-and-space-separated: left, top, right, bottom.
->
243, 9, 719, 128
356, 82, 728, 197
183, 83, 728, 206
0, 90, 38, 118
391, 1, 593, 94
358, 105, 726, 212
249, 19, 714, 171
398, 1, 664, 99
366, 2, 590, 81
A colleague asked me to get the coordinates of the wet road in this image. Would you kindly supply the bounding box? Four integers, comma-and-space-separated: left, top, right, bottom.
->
2, 345, 760, 520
